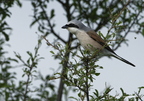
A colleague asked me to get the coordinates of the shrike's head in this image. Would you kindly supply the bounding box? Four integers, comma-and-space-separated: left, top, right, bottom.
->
62, 20, 92, 34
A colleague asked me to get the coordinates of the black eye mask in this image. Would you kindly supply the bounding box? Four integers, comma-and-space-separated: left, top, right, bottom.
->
66, 23, 79, 28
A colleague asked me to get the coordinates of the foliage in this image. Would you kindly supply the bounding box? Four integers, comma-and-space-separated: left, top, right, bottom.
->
0, 0, 144, 101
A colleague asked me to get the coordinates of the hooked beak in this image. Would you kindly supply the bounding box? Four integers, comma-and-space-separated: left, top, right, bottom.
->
61, 25, 68, 29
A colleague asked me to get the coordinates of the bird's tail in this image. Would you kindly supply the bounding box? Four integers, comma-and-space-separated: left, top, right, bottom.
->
112, 54, 135, 67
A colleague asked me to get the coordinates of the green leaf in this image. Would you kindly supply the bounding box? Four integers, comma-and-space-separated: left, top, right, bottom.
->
16, 0, 22, 7
27, 58, 30, 65
31, 2, 36, 8
2, 32, 9, 41
30, 19, 39, 27
50, 51, 55, 54
14, 52, 21, 59
116, 21, 122, 25
22, 74, 25, 77
27, 51, 33, 58
50, 9, 55, 19
94, 89, 99, 97
142, 29, 144, 36
8, 58, 18, 63
69, 96, 77, 100
95, 73, 100, 76
78, 92, 82, 97
98, 31, 105, 39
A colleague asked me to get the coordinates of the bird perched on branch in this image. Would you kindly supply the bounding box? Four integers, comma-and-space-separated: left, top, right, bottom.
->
62, 20, 135, 67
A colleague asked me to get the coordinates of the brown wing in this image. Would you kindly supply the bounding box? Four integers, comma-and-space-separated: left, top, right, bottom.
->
87, 31, 116, 55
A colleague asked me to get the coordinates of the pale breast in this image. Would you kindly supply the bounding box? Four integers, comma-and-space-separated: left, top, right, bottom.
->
75, 30, 103, 51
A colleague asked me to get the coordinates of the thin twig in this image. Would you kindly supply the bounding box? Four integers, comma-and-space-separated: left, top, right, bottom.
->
23, 67, 32, 101
107, 0, 131, 36
42, 36, 60, 50
37, 0, 66, 44
135, 92, 143, 101
114, 8, 141, 50
85, 65, 89, 101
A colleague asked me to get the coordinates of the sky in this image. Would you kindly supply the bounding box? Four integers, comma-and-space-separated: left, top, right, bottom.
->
4, 0, 144, 100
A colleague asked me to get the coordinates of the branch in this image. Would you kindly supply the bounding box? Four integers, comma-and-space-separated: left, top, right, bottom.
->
23, 67, 32, 101
113, 7, 141, 50
57, 0, 65, 5
37, 0, 66, 44
135, 92, 143, 101
85, 61, 89, 101
107, 0, 131, 37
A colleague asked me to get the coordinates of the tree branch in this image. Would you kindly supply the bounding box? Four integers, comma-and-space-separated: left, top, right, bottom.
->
37, 0, 66, 44
114, 7, 141, 50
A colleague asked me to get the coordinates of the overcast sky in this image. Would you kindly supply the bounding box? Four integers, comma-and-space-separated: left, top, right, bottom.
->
4, 0, 144, 100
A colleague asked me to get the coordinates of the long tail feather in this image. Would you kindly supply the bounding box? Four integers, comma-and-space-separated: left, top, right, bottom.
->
112, 54, 135, 67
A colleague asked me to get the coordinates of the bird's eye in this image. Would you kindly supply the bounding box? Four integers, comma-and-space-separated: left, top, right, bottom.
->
67, 23, 79, 28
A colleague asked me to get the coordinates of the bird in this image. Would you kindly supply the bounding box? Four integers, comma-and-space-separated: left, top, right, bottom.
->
61, 19, 135, 67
